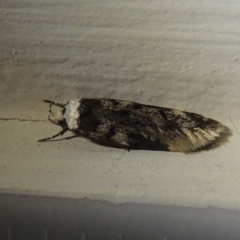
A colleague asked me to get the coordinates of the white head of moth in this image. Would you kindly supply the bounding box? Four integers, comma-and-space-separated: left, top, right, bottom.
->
38, 99, 80, 142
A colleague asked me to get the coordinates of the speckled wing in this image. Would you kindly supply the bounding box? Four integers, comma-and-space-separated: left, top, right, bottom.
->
75, 98, 225, 152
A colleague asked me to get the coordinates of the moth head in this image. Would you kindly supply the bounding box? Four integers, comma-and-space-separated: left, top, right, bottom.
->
39, 99, 81, 142
45, 99, 81, 129
38, 100, 69, 142
48, 105, 67, 128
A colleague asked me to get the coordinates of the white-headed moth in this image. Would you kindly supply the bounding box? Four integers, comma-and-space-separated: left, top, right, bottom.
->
38, 98, 226, 152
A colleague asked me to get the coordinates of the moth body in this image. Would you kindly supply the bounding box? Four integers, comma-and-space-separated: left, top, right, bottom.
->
39, 98, 226, 152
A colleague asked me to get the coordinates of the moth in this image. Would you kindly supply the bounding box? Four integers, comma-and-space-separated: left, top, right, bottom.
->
38, 98, 225, 152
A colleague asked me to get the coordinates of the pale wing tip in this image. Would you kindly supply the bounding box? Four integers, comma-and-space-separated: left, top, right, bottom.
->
168, 122, 230, 153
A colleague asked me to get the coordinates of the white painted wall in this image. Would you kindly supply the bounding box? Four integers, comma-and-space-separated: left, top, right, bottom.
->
0, 0, 240, 210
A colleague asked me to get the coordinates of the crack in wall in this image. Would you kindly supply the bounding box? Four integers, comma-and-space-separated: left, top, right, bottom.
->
0, 117, 46, 122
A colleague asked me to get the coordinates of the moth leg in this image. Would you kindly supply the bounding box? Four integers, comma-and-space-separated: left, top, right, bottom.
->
38, 128, 68, 142
61, 135, 78, 140
43, 100, 65, 108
